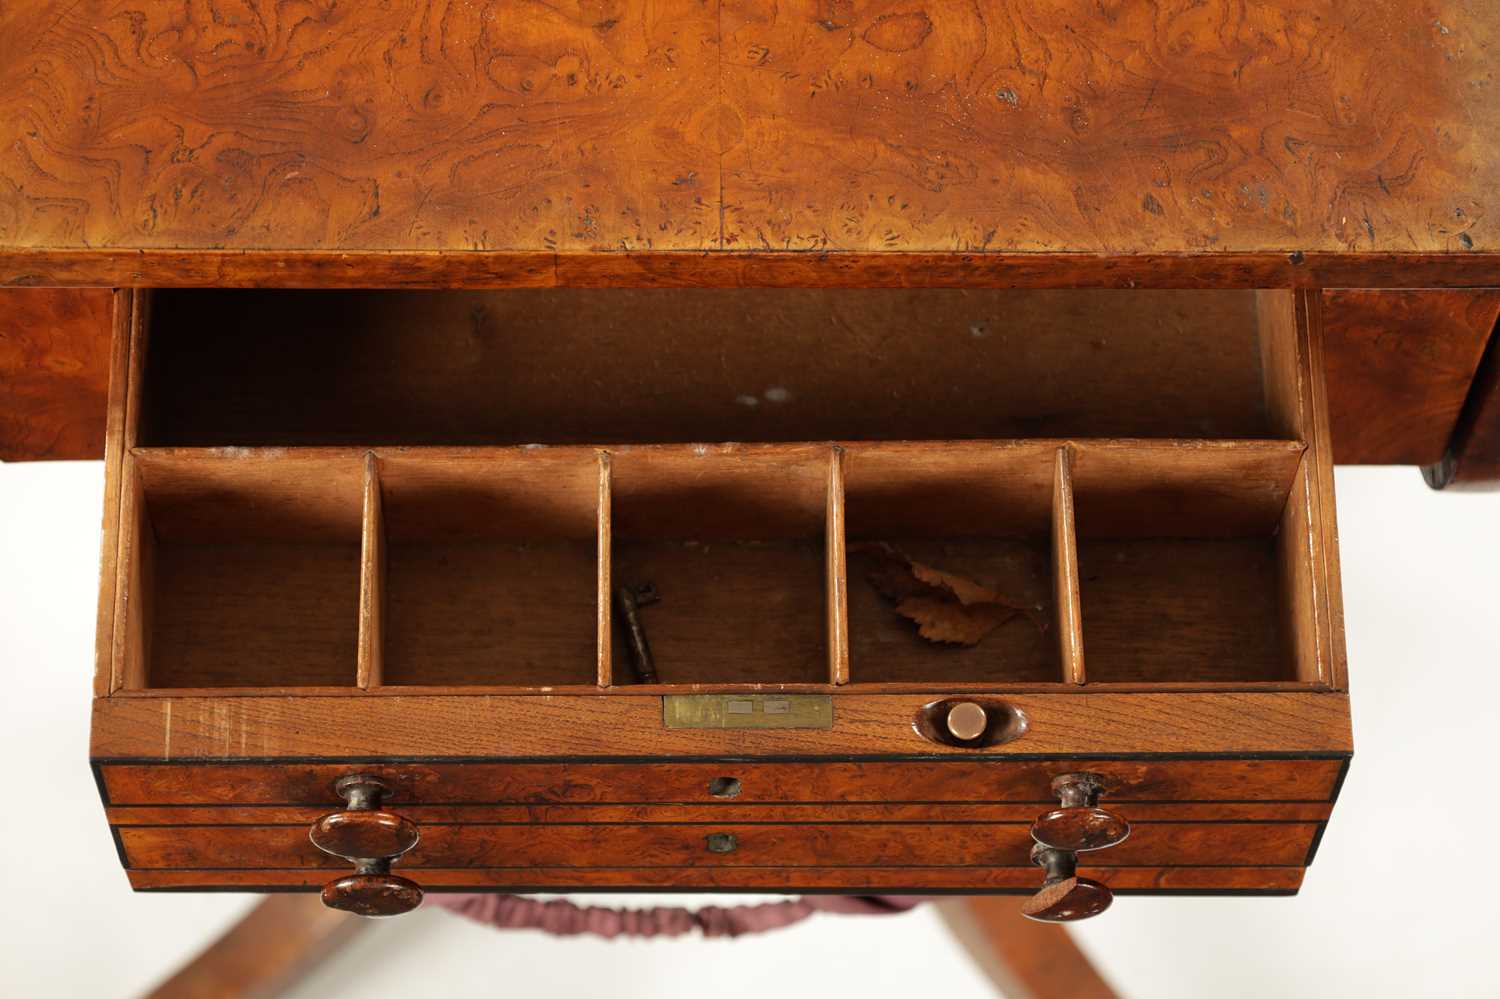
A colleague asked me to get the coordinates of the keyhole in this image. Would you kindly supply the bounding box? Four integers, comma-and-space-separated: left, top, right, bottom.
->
708, 776, 742, 798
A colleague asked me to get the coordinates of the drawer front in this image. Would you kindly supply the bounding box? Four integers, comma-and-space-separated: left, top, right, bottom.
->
127, 865, 1309, 895
117, 820, 1321, 871
97, 757, 1347, 807
105, 801, 1335, 825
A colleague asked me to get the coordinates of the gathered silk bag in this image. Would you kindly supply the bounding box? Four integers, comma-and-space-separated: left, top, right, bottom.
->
431, 894, 930, 939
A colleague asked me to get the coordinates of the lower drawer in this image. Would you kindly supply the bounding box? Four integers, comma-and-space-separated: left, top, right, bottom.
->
127, 865, 1309, 895
117, 819, 1321, 871
96, 757, 1348, 806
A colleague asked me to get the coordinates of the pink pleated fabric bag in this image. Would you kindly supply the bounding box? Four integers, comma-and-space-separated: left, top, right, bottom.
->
430, 894, 931, 940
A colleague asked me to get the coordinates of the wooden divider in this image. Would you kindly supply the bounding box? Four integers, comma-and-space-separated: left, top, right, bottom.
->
356, 453, 384, 690
1052, 446, 1085, 685
826, 446, 849, 686
596, 450, 613, 688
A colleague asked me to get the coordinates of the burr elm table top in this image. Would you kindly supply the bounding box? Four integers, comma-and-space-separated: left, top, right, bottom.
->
0, 0, 1495, 289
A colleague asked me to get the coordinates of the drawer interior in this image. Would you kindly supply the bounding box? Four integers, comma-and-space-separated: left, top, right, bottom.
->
1069, 446, 1303, 685
843, 446, 1060, 685
378, 452, 601, 687
609, 447, 833, 685
122, 454, 367, 688
138, 289, 1271, 447
1078, 537, 1285, 683
107, 288, 1337, 693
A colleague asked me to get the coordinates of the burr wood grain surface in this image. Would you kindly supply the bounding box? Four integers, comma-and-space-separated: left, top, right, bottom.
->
125, 864, 1310, 893
116, 819, 1320, 871
1, 0, 1495, 288
0, 288, 112, 460
1323, 290, 1500, 466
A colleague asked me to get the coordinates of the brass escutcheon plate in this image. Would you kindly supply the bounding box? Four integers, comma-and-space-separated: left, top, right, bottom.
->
663, 694, 834, 729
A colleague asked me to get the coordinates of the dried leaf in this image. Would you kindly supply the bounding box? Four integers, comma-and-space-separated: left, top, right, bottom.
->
895, 596, 1021, 645
854, 541, 1045, 647
908, 560, 1004, 607
855, 542, 929, 602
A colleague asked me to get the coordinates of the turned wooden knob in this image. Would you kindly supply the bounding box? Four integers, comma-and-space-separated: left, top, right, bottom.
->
321, 870, 424, 917
310, 775, 422, 917
1021, 844, 1114, 923
311, 808, 420, 862
1030, 772, 1129, 852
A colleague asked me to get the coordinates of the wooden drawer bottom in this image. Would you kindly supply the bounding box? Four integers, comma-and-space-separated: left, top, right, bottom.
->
127, 865, 1308, 894
117, 819, 1321, 872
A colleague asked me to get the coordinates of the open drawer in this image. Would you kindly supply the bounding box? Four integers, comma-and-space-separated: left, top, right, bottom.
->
90, 287, 1351, 915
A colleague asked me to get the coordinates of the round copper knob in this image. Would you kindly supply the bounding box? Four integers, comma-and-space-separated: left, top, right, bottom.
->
311, 775, 422, 917
944, 701, 989, 741
1021, 844, 1114, 923
1030, 772, 1129, 852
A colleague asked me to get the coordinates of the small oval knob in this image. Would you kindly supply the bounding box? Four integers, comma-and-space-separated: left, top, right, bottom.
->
1030, 772, 1129, 852
311, 775, 422, 917
1021, 844, 1113, 923
913, 698, 1027, 748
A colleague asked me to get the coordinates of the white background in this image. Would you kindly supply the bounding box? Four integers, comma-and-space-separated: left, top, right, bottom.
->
1, 462, 1495, 997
